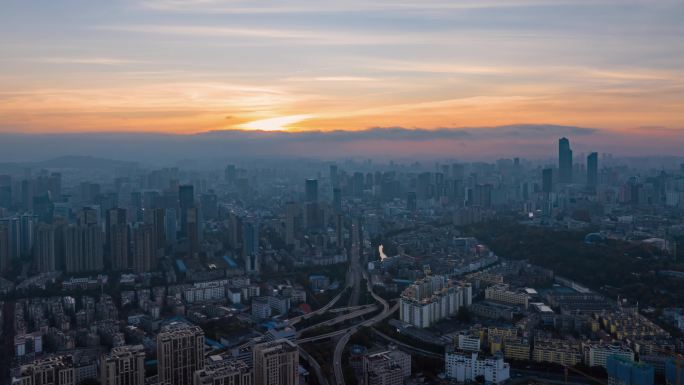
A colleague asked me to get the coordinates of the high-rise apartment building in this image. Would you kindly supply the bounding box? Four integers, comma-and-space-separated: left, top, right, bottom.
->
157, 322, 205, 385
64, 224, 104, 273
106, 208, 129, 270
399, 275, 472, 328
11, 355, 75, 385
133, 224, 155, 273
253, 339, 298, 385
100, 345, 146, 385
34, 223, 56, 273
194, 354, 252, 385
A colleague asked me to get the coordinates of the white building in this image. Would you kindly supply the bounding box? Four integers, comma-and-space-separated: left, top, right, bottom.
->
584, 343, 634, 369
364, 346, 411, 385
184, 280, 227, 303
399, 276, 472, 328
484, 284, 529, 308
458, 333, 481, 352
445, 351, 510, 385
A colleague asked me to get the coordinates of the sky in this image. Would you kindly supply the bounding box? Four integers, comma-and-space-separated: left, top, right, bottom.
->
0, 0, 683, 156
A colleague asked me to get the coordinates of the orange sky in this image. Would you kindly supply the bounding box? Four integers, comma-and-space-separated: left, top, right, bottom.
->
1, 0, 683, 137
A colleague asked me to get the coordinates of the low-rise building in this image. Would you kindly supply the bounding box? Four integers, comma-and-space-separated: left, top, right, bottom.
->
485, 284, 529, 308
503, 338, 530, 361
584, 342, 634, 369
532, 338, 582, 367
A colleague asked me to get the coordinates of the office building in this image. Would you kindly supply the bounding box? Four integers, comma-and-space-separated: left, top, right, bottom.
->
157, 322, 205, 385
444, 351, 510, 385
559, 137, 573, 183
253, 339, 298, 385
100, 345, 146, 385
607, 356, 654, 385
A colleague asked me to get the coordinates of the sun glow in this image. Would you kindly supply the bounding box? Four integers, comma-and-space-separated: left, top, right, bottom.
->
239, 114, 314, 131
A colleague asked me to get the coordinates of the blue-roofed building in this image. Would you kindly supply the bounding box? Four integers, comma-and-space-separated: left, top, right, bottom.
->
204, 337, 225, 350
607, 355, 654, 385
666, 359, 684, 385
223, 255, 237, 268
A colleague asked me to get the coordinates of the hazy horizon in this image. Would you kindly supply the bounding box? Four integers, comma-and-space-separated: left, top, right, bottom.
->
0, 124, 682, 165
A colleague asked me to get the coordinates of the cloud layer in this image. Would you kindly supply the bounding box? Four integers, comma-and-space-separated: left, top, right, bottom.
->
0, 125, 681, 163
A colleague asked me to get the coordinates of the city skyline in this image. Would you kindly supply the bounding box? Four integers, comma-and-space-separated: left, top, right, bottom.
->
1, 0, 683, 154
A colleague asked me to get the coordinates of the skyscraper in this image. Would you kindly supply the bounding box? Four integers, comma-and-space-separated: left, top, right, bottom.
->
100, 345, 146, 385
587, 152, 598, 193
157, 322, 205, 385
305, 179, 318, 202
558, 137, 573, 184
253, 339, 299, 385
